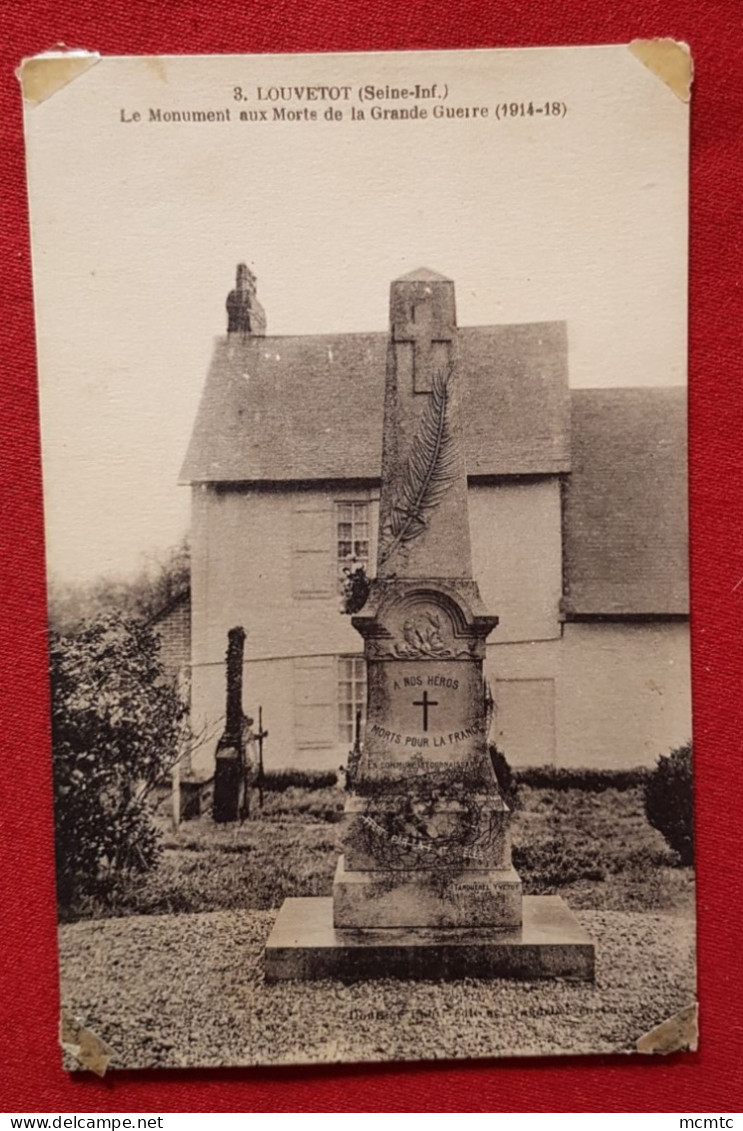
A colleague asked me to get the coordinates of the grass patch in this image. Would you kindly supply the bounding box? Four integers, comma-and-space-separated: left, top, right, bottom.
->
61, 782, 693, 922
509, 785, 692, 912
511, 785, 677, 880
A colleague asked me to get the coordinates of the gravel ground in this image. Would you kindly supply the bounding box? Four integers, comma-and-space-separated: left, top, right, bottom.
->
59, 908, 695, 1070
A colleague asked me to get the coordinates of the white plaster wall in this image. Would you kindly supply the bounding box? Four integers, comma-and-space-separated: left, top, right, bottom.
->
190, 480, 690, 774
485, 620, 691, 769
190, 483, 365, 775
557, 621, 692, 768
191, 484, 364, 666
190, 655, 352, 776
190, 655, 321, 777
469, 479, 562, 643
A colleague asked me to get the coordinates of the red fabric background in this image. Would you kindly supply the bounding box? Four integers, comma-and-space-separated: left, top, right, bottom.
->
1, 0, 741, 1114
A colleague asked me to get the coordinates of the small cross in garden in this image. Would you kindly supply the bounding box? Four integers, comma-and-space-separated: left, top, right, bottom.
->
412, 689, 438, 732
255, 705, 269, 810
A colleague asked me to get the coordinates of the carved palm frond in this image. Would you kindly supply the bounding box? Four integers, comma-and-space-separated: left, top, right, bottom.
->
379, 368, 457, 567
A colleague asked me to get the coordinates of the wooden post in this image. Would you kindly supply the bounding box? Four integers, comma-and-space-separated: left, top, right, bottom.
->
171, 758, 181, 829
213, 627, 246, 823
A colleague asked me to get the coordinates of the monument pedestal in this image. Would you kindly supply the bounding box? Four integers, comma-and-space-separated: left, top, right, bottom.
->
333, 856, 523, 930
264, 895, 595, 982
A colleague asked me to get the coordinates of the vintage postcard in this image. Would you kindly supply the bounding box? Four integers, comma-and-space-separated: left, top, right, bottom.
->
20, 43, 695, 1072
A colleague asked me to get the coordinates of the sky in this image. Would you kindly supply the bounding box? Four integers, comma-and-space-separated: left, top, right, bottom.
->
23, 47, 688, 585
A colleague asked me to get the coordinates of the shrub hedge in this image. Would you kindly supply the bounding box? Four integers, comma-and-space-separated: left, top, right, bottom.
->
261, 765, 653, 795
513, 765, 649, 792
262, 769, 338, 792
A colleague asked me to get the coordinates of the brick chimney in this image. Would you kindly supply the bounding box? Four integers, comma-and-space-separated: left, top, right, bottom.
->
226, 263, 267, 335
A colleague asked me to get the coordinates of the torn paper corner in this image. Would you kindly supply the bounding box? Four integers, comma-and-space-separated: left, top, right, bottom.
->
60, 1010, 114, 1077
636, 1003, 699, 1055
628, 39, 693, 102
17, 48, 100, 107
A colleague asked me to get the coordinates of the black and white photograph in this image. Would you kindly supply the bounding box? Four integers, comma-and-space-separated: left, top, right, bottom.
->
21, 43, 695, 1072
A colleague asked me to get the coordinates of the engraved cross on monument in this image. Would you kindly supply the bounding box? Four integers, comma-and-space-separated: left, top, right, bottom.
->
264, 269, 594, 981
392, 272, 454, 394
413, 689, 438, 731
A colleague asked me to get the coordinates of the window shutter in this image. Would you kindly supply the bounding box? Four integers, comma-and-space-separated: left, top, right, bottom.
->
369, 494, 380, 574
294, 656, 336, 751
291, 499, 334, 599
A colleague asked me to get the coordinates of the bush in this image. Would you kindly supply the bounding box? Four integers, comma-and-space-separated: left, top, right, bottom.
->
515, 765, 649, 792
51, 614, 190, 908
489, 745, 519, 810
644, 742, 694, 865
261, 769, 338, 792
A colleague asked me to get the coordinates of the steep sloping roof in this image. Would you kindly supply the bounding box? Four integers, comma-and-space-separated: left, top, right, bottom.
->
180, 327, 688, 618
179, 323, 570, 484
563, 387, 688, 616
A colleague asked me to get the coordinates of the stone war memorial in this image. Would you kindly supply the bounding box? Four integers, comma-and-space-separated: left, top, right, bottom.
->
264, 269, 595, 982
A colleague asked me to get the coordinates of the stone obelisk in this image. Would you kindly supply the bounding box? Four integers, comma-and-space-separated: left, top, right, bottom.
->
335, 268, 517, 933
264, 270, 594, 981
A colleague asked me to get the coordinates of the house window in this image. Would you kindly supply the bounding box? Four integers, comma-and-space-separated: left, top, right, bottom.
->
338, 655, 366, 745
336, 501, 370, 568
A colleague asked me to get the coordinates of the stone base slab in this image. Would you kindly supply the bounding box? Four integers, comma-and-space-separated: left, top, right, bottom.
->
263, 895, 595, 982
333, 855, 522, 929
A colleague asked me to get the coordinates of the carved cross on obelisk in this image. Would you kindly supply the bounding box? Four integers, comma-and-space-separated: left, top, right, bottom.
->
393, 294, 453, 393
380, 268, 472, 579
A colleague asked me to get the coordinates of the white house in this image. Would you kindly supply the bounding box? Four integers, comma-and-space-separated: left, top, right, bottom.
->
179, 267, 690, 777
